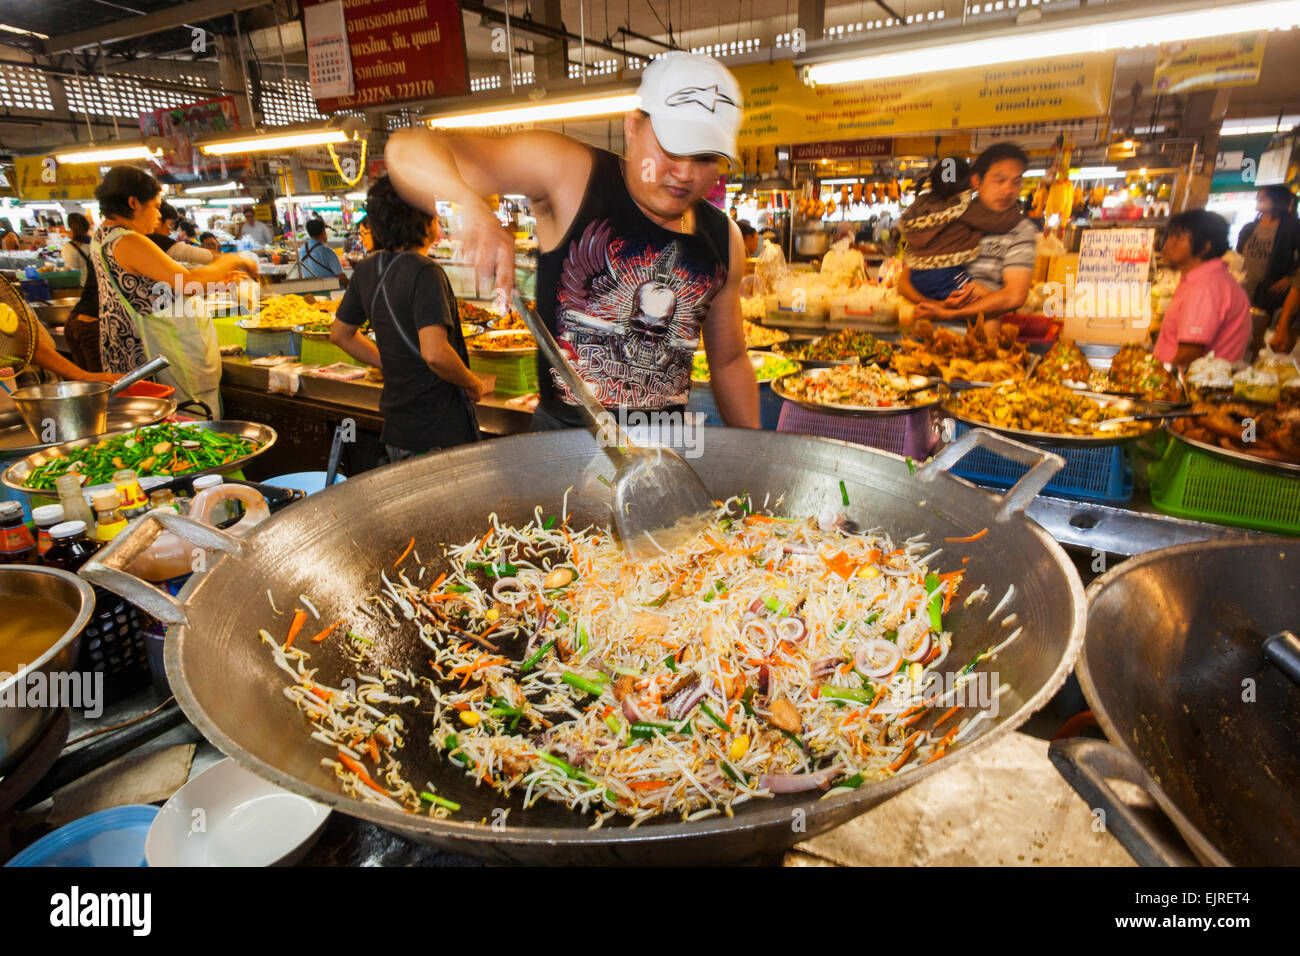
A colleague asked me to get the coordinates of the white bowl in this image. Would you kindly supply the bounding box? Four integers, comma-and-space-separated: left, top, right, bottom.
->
145, 758, 330, 867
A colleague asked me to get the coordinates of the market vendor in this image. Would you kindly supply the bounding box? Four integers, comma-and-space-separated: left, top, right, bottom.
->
330, 177, 487, 462
299, 217, 346, 284
235, 206, 273, 247
1237, 185, 1299, 317
90, 165, 258, 407
1152, 209, 1251, 367
385, 51, 759, 430
901, 142, 1036, 336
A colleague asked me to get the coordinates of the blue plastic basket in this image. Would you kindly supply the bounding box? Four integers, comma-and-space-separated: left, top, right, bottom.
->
688, 381, 783, 430
947, 423, 1133, 505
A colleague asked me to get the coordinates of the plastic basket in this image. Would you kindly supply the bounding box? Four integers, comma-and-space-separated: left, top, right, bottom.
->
688, 381, 783, 429
468, 353, 538, 397
118, 380, 176, 399
1148, 437, 1300, 536
212, 315, 247, 350
947, 423, 1133, 505
777, 401, 940, 459
78, 589, 152, 703
300, 337, 361, 367
43, 270, 82, 290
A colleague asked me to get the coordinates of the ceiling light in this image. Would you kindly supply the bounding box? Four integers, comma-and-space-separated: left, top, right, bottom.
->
183, 181, 239, 195
805, 0, 1300, 84
426, 92, 640, 129
276, 194, 327, 204
345, 191, 367, 201
199, 127, 354, 156
53, 140, 168, 165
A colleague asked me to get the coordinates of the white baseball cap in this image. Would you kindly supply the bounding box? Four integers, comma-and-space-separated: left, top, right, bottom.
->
636, 52, 743, 164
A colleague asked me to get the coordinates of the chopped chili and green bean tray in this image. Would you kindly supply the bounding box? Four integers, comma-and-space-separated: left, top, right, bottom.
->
22, 423, 263, 490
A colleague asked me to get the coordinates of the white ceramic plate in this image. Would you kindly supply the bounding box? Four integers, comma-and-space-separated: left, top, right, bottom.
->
145, 758, 330, 867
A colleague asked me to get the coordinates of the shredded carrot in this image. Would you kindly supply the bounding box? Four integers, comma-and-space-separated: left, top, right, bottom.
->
338, 751, 387, 794
479, 527, 494, 551
393, 537, 416, 567
310, 618, 346, 643
448, 653, 509, 678
945, 528, 989, 543
888, 745, 916, 772
962, 556, 970, 564
924, 747, 948, 765
629, 780, 669, 791
426, 592, 464, 602
366, 738, 380, 763
306, 684, 333, 702
725, 703, 736, 726
898, 704, 924, 721
284, 609, 307, 649
901, 708, 929, 727
430, 571, 448, 590
932, 704, 961, 730
744, 514, 777, 524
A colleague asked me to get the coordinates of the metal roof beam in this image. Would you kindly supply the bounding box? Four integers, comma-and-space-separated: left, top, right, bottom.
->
43, 0, 272, 54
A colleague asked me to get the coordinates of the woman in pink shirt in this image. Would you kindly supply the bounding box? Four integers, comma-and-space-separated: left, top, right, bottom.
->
1153, 210, 1251, 367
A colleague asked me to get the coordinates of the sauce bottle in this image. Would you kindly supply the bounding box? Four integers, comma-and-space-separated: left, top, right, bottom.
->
42, 520, 103, 572
0, 501, 36, 564
112, 468, 149, 520
92, 491, 128, 543
148, 488, 179, 515
55, 473, 95, 528
31, 504, 65, 557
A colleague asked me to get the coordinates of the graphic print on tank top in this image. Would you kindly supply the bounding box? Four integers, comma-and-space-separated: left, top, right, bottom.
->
552, 218, 726, 409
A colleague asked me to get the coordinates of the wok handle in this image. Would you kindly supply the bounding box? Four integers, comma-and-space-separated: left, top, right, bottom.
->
917, 426, 1065, 521
107, 354, 170, 397
1047, 737, 1200, 868
79, 510, 247, 626
1263, 630, 1300, 687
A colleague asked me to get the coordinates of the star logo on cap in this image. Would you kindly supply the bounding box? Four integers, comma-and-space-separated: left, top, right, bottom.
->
665, 84, 738, 113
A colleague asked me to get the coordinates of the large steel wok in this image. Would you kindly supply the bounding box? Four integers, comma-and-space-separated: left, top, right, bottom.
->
83, 427, 1086, 865
1051, 539, 1300, 866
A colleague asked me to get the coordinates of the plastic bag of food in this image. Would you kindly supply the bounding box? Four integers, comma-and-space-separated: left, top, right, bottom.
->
820, 237, 866, 286
755, 238, 789, 290
1253, 345, 1300, 384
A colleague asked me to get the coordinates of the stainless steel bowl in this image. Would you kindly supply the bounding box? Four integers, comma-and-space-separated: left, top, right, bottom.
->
9, 380, 114, 444
0, 566, 96, 774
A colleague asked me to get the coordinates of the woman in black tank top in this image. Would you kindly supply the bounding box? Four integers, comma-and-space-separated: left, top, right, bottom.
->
533, 148, 731, 428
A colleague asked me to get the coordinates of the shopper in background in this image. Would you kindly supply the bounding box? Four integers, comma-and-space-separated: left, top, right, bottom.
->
0, 218, 18, 251
61, 212, 106, 373
90, 165, 257, 406
148, 201, 213, 265
199, 231, 221, 254
1153, 209, 1251, 367
903, 142, 1036, 337
299, 217, 346, 283
330, 176, 486, 462
236, 206, 273, 247
386, 51, 759, 430
1268, 283, 1299, 353
1237, 184, 1299, 315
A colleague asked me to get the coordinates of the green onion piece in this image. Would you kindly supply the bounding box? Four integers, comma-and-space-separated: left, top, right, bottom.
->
906, 457, 916, 475
552, 607, 570, 624
702, 579, 726, 602
663, 654, 678, 674
837, 773, 865, 790
346, 630, 373, 646
779, 729, 807, 752
762, 596, 789, 616
741, 686, 756, 717
561, 670, 605, 697
884, 628, 899, 642
519, 639, 555, 673
629, 721, 675, 739
840, 479, 850, 506
543, 515, 558, 530
445, 584, 471, 593
720, 760, 752, 785
577, 624, 589, 655
864, 611, 881, 625
699, 700, 732, 732
604, 714, 622, 736
925, 573, 943, 632
420, 791, 461, 811
819, 684, 874, 704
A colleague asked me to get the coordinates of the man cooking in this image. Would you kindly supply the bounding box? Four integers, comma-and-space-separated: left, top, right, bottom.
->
386, 52, 758, 430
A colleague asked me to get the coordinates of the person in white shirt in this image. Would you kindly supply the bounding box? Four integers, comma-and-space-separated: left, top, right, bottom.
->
61, 212, 94, 284
236, 206, 274, 246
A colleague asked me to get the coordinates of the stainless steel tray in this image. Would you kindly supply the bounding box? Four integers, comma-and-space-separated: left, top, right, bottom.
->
0, 395, 177, 459
942, 389, 1160, 447
1167, 427, 1300, 475
467, 329, 537, 357
3, 420, 277, 494
772, 367, 947, 418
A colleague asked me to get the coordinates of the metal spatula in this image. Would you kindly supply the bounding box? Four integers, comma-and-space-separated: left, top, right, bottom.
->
510, 290, 715, 561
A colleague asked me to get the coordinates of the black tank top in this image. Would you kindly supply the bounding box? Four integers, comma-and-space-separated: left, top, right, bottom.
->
535, 148, 731, 425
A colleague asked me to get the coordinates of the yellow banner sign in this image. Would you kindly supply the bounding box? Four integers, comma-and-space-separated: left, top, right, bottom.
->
1154, 34, 1265, 94
735, 55, 1115, 148
13, 156, 100, 200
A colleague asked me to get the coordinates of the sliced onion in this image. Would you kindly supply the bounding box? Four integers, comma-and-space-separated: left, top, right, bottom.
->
621, 697, 645, 723
782, 542, 814, 555
899, 628, 932, 663
747, 598, 766, 615
776, 615, 808, 644
491, 576, 528, 604
759, 765, 843, 793
523, 608, 550, 653
856, 639, 902, 679
810, 656, 840, 679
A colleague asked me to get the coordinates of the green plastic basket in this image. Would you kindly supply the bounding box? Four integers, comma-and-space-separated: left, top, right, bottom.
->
301, 337, 361, 367
212, 315, 247, 350
1148, 435, 1300, 536
43, 270, 83, 289
469, 353, 538, 397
